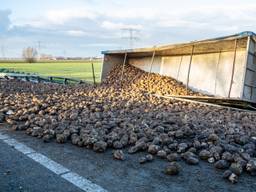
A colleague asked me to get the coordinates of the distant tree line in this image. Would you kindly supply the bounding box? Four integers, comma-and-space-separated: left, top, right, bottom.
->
22, 47, 38, 63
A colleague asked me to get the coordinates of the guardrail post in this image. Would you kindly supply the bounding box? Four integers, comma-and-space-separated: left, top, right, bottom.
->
64, 78, 68, 85
91, 62, 96, 85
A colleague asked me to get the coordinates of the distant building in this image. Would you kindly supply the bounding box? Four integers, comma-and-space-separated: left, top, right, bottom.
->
40, 54, 56, 60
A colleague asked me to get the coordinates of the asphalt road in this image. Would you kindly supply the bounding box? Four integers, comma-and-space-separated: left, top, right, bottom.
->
0, 127, 256, 192
0, 140, 85, 192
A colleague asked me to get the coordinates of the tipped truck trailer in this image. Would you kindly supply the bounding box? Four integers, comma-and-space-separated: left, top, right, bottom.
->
101, 31, 256, 103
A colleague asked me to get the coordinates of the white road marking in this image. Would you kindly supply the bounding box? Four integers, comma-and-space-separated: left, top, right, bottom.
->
4, 138, 35, 154
27, 153, 70, 175
62, 172, 107, 192
0, 132, 108, 192
0, 133, 10, 140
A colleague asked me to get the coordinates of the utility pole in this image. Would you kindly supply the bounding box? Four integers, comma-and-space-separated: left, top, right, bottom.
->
38, 41, 41, 50
121, 28, 140, 49
37, 41, 41, 60
63, 50, 67, 59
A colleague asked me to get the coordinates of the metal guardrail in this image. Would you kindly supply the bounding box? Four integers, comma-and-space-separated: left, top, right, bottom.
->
0, 62, 97, 85
0, 73, 87, 85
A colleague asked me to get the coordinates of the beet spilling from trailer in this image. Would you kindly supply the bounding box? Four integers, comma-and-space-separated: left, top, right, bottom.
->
101, 31, 256, 105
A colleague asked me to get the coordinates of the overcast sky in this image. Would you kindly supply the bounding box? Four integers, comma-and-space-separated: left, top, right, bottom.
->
1, 0, 256, 57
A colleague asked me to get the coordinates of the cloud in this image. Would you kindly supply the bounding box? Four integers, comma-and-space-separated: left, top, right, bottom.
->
16, 8, 98, 28
3, 0, 256, 57
157, 19, 208, 28
66, 30, 90, 37
101, 21, 143, 30
102, 8, 157, 20
80, 43, 119, 47
153, 4, 256, 34
46, 9, 96, 25
0, 9, 12, 34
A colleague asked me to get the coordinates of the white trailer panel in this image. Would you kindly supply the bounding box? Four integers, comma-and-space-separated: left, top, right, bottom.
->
102, 32, 256, 103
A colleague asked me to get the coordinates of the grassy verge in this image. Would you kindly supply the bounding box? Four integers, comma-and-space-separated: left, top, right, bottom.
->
0, 60, 102, 83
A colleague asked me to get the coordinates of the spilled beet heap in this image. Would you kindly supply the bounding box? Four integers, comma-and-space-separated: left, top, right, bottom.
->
0, 64, 256, 183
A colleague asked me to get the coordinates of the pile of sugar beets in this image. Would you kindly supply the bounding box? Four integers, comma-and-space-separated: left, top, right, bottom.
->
0, 64, 256, 183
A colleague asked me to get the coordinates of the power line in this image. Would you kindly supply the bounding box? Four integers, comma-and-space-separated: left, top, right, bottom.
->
121, 28, 140, 49
37, 41, 41, 59
37, 41, 41, 51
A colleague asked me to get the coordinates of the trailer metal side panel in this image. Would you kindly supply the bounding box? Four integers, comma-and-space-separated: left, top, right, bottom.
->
128, 51, 246, 98
102, 32, 256, 102
128, 57, 162, 73
243, 38, 256, 101
101, 54, 124, 81
230, 50, 247, 98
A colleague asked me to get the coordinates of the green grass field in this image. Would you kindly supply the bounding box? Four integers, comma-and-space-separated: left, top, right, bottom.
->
0, 60, 102, 83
